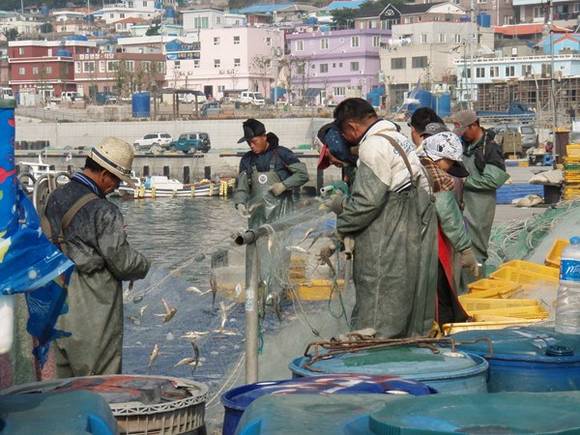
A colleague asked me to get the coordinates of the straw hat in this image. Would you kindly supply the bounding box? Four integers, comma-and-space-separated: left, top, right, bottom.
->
89, 137, 135, 187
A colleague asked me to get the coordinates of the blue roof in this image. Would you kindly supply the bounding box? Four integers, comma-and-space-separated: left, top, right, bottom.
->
236, 2, 296, 13
324, 0, 365, 11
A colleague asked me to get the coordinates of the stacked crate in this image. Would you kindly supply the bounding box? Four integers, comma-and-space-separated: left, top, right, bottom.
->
563, 143, 580, 200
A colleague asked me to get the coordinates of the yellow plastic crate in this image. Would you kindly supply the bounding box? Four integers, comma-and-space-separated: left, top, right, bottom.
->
491, 266, 559, 286
467, 279, 522, 298
469, 305, 548, 320
567, 144, 580, 157
545, 239, 570, 268
442, 319, 544, 335
459, 296, 540, 311
501, 260, 560, 279
296, 279, 344, 301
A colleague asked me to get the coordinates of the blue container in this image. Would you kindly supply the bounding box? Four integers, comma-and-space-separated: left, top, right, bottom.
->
236, 394, 403, 435
434, 92, 451, 117
477, 12, 491, 27
0, 390, 117, 435
289, 346, 488, 394
0, 101, 16, 237
496, 183, 544, 204
415, 89, 433, 109
132, 92, 151, 118
221, 375, 435, 435
453, 326, 580, 392
164, 6, 176, 17
369, 391, 580, 434
55, 48, 72, 57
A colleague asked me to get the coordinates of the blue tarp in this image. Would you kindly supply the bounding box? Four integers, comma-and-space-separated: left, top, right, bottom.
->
0, 105, 74, 365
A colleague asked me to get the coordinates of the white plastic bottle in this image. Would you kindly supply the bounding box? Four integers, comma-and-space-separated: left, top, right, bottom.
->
555, 237, 580, 334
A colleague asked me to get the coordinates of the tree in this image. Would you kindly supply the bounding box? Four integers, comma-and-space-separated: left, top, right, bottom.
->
145, 23, 161, 36
331, 9, 356, 29
251, 55, 273, 97
5, 28, 19, 41
40, 22, 53, 33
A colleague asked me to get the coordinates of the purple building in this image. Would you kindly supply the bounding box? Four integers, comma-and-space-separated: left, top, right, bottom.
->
287, 28, 390, 104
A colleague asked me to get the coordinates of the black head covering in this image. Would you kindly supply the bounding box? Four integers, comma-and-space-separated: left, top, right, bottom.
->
238, 118, 266, 143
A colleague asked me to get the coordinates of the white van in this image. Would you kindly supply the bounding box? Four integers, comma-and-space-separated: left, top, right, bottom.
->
239, 91, 265, 106
0, 87, 15, 101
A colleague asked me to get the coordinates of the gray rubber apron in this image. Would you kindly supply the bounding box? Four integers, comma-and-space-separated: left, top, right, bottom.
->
246, 153, 293, 295
350, 134, 437, 338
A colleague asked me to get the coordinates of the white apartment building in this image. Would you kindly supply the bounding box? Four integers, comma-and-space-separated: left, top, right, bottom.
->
0, 12, 41, 35
181, 8, 246, 32
165, 27, 283, 99
92, 6, 161, 24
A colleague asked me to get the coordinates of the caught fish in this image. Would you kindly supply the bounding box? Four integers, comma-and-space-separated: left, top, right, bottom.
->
185, 286, 212, 296
297, 227, 315, 245
174, 357, 198, 368
181, 330, 209, 340
132, 295, 144, 304
267, 235, 273, 253
128, 315, 141, 326
154, 298, 177, 323
287, 245, 308, 254
139, 304, 148, 318
213, 302, 238, 335
209, 272, 218, 307
148, 344, 160, 368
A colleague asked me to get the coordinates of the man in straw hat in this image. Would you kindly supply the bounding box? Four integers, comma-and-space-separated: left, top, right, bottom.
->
44, 137, 150, 377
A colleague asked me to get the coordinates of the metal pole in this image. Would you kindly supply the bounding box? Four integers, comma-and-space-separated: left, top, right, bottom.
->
245, 242, 259, 383
549, 0, 558, 162
469, 0, 475, 110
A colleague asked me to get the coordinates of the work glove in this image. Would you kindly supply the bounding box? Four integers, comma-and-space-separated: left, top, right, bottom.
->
236, 203, 249, 218
460, 247, 480, 278
319, 191, 345, 215
269, 182, 287, 197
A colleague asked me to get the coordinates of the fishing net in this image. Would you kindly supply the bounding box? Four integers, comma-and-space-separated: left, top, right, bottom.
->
488, 200, 580, 268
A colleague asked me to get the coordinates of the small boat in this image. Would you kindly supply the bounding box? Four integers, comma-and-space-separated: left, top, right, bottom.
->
18, 155, 70, 193
118, 175, 232, 199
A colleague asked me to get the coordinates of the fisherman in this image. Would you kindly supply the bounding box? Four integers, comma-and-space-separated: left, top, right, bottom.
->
316, 121, 358, 185
325, 98, 438, 337
453, 111, 509, 275
410, 113, 476, 324
234, 118, 309, 227
43, 137, 150, 377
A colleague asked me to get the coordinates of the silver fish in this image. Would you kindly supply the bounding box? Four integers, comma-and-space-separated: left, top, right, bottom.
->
185, 286, 212, 296
181, 331, 209, 340
139, 304, 148, 318
154, 298, 177, 323
287, 245, 308, 254
132, 294, 144, 304
148, 344, 160, 368
174, 357, 198, 368
298, 227, 315, 245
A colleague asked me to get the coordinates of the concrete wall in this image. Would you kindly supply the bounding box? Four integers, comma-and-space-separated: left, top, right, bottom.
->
15, 117, 330, 150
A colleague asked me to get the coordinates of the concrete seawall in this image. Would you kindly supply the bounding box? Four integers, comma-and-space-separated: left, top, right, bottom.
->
16, 117, 330, 150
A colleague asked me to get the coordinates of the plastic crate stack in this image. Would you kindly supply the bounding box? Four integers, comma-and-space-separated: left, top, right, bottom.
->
564, 143, 580, 200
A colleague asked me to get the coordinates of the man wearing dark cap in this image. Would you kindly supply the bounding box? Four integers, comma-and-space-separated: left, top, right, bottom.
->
233, 118, 309, 228
316, 122, 358, 185
453, 110, 509, 275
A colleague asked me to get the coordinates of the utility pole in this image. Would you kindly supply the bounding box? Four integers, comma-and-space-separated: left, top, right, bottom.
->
548, 0, 557, 161
469, 0, 475, 110
21, 0, 24, 15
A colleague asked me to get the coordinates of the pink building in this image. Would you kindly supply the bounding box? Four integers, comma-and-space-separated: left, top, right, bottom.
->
287, 28, 389, 104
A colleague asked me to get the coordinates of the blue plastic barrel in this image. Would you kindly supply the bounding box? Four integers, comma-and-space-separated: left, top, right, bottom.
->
0, 390, 117, 435
415, 89, 433, 109
132, 92, 151, 118
369, 391, 580, 434
289, 346, 488, 394
477, 12, 491, 27
221, 375, 435, 435
453, 326, 580, 392
435, 93, 451, 117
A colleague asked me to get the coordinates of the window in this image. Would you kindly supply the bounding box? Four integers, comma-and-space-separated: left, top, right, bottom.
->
143, 0, 147, 6
541, 63, 552, 76
218, 85, 225, 92
296, 40, 304, 51
503, 16, 511, 24
412, 56, 428, 68
391, 57, 406, 69
462, 68, 471, 78
350, 61, 359, 71
454, 34, 461, 43
438, 33, 446, 43
107, 60, 118, 72
19, 67, 25, 75
214, 59, 221, 68
372, 35, 380, 47
334, 87, 345, 96
120, 13, 125, 18
522, 64, 532, 76
99, 60, 106, 73
369, 20, 377, 29
234, 58, 240, 67
477, 0, 487, 3
234, 35, 240, 45
46, 66, 52, 74
216, 16, 221, 24
490, 66, 499, 77
193, 59, 200, 68
420, 34, 428, 44
511, 47, 518, 56
339, 62, 343, 67
75, 62, 81, 73
265, 37, 271, 46
533, 6, 544, 18
110, 13, 114, 18
351, 35, 360, 47
194, 16, 209, 28
321, 38, 329, 49
83, 61, 95, 72
18, 47, 24, 55
214, 37, 220, 45
296, 63, 305, 74
320, 63, 328, 73
476, 67, 485, 78
505, 65, 515, 77
125, 60, 134, 72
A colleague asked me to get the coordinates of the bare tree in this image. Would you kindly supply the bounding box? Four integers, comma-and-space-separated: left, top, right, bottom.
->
251, 55, 273, 97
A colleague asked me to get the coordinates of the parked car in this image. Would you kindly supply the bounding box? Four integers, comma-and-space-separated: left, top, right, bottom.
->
517, 125, 539, 150
200, 101, 221, 117
169, 132, 211, 153
179, 91, 207, 104
239, 91, 265, 106
133, 132, 173, 151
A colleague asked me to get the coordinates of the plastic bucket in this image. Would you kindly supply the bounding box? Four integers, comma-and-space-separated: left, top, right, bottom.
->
289, 347, 488, 394
220, 375, 435, 435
